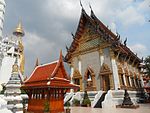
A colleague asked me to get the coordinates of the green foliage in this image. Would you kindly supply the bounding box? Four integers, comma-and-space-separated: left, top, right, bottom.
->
82, 98, 91, 106
144, 56, 150, 77
0, 84, 6, 94
21, 89, 26, 94
81, 91, 91, 106
66, 101, 70, 108
44, 101, 50, 112
72, 99, 80, 106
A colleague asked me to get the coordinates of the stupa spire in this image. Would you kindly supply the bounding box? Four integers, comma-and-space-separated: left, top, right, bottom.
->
13, 21, 25, 37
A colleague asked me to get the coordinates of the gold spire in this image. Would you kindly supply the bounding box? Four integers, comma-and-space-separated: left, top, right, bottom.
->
13, 21, 25, 37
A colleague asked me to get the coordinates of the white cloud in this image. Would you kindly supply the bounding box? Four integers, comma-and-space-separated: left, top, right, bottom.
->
138, 0, 150, 12
4, 0, 149, 76
129, 44, 148, 57
24, 32, 55, 57
110, 22, 117, 34
23, 31, 56, 76
117, 6, 145, 26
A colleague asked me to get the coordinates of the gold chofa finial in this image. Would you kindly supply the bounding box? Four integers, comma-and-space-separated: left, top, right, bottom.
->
13, 21, 25, 37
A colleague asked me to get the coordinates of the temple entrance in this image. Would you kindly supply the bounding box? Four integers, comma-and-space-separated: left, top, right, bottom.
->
102, 75, 110, 91
72, 69, 83, 91
84, 67, 96, 91
100, 63, 114, 91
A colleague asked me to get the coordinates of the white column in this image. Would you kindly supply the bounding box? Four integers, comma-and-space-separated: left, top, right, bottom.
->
122, 69, 127, 86
99, 50, 104, 66
129, 76, 132, 87
111, 58, 120, 90
70, 66, 74, 92
100, 55, 104, 66
140, 74, 145, 87
70, 66, 74, 83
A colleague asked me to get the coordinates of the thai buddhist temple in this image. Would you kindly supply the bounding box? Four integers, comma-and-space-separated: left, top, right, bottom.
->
21, 51, 79, 113
64, 6, 145, 107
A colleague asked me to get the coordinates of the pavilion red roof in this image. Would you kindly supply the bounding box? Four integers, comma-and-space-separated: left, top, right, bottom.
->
22, 51, 79, 89
25, 61, 58, 83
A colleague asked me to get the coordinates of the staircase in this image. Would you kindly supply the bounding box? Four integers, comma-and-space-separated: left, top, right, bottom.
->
92, 91, 107, 108
64, 92, 74, 105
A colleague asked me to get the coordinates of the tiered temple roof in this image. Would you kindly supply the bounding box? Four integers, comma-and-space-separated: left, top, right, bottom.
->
22, 51, 78, 89
65, 8, 142, 64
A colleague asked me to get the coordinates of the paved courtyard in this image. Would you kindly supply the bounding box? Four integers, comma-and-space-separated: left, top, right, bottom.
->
69, 104, 150, 113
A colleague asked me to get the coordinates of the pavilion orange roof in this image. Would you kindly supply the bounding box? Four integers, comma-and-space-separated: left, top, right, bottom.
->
25, 61, 58, 83
22, 51, 79, 89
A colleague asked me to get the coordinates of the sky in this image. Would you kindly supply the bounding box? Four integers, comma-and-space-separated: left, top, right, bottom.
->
3, 0, 150, 76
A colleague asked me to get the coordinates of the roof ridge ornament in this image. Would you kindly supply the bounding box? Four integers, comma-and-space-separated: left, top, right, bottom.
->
35, 58, 39, 68
124, 37, 127, 46
80, 0, 83, 9
89, 3, 92, 11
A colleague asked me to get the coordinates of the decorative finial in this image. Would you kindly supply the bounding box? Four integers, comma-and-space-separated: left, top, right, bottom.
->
59, 49, 63, 63
35, 58, 39, 67
66, 45, 69, 52
124, 37, 127, 46
13, 20, 25, 37
80, 0, 83, 9
71, 32, 74, 37
89, 3, 92, 11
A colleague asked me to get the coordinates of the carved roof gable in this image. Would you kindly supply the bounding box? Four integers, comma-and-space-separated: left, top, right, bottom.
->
72, 69, 82, 79
118, 64, 123, 74
100, 63, 112, 75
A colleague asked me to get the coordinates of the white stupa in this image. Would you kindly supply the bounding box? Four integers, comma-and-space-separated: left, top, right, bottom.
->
4, 57, 23, 113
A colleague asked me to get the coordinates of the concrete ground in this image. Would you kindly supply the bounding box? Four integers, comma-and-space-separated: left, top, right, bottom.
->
69, 104, 150, 113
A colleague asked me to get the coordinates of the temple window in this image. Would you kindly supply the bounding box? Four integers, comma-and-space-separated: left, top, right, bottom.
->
135, 79, 139, 88
74, 78, 80, 85
126, 76, 131, 87
85, 67, 96, 91
139, 80, 142, 88
131, 77, 135, 87
87, 71, 93, 87
121, 74, 125, 86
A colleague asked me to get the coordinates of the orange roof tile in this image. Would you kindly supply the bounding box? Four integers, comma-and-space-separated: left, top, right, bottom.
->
25, 61, 58, 83
22, 51, 79, 90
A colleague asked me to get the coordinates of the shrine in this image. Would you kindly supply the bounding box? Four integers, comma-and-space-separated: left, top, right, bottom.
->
65, 7, 144, 92
21, 51, 79, 113
64, 6, 145, 107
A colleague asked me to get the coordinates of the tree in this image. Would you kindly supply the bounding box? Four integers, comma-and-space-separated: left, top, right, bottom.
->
144, 56, 150, 77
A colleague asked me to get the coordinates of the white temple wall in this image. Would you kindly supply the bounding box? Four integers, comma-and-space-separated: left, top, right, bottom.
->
0, 56, 15, 84
103, 48, 112, 70
79, 51, 100, 90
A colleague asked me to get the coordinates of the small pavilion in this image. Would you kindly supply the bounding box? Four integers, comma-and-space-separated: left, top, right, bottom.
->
21, 51, 79, 113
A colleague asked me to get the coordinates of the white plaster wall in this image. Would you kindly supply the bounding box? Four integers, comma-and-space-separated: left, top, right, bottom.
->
80, 51, 101, 90
0, 56, 15, 84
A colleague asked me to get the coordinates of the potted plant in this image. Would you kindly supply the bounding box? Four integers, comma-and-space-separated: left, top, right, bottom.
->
65, 101, 71, 113
44, 101, 50, 113
72, 99, 80, 106
82, 98, 91, 107
81, 91, 91, 107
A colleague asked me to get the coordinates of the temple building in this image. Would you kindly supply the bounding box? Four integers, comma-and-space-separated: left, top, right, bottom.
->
21, 51, 79, 113
65, 7, 145, 106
